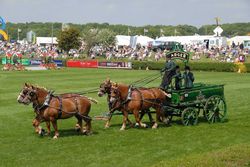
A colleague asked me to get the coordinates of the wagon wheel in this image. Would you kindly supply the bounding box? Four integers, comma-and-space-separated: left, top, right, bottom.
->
204, 95, 227, 123
181, 107, 198, 126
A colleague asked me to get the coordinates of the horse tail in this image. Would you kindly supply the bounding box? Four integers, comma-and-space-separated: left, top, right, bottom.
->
88, 97, 98, 104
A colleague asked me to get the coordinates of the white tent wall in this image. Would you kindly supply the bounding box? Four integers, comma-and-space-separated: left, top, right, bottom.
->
36, 37, 58, 46
115, 35, 131, 46
130, 35, 154, 48
227, 36, 250, 46
156, 35, 227, 48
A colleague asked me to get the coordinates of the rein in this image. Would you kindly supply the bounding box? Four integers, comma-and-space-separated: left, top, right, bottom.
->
59, 88, 100, 96
131, 72, 161, 87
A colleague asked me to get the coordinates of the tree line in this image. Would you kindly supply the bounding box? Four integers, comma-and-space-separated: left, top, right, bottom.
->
4, 22, 250, 41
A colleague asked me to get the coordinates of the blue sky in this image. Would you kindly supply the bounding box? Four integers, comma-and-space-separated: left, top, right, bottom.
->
1, 0, 249, 26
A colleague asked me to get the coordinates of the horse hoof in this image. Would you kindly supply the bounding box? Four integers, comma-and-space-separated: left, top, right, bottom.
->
120, 128, 125, 131
152, 124, 158, 129
135, 123, 139, 127
141, 123, 147, 128
53, 135, 58, 139
83, 130, 92, 136
39, 128, 46, 136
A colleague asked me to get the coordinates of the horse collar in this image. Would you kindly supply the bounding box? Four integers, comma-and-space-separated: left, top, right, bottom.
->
33, 92, 52, 112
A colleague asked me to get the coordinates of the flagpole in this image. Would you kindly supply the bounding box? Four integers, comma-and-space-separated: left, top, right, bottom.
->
17, 29, 19, 42
51, 23, 54, 46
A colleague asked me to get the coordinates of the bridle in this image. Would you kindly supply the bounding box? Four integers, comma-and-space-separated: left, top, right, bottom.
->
110, 87, 125, 111
99, 83, 111, 96
19, 88, 36, 104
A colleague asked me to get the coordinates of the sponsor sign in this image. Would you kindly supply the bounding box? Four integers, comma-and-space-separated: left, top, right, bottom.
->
67, 60, 98, 68
53, 60, 63, 67
98, 62, 132, 69
30, 60, 42, 65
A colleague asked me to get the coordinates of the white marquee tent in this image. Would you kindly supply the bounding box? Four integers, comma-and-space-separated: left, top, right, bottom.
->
156, 35, 227, 48
36, 37, 58, 46
115, 35, 131, 46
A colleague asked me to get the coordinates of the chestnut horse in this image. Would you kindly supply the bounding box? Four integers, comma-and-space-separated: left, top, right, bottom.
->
98, 79, 154, 128
32, 93, 86, 135
17, 83, 97, 138
110, 83, 168, 130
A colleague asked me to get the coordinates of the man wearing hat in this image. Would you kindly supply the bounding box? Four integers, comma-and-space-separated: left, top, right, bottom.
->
160, 54, 176, 90
183, 66, 194, 89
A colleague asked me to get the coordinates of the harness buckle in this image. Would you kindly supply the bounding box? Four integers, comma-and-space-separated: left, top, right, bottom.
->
127, 85, 133, 100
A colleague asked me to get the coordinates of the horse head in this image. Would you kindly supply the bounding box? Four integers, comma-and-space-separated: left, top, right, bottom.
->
17, 83, 37, 105
98, 78, 113, 97
17, 83, 49, 105
109, 83, 122, 107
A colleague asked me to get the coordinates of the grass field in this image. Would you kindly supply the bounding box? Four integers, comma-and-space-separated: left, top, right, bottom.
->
0, 68, 250, 167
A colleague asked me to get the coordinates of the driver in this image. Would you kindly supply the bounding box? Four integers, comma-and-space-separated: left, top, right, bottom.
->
160, 54, 176, 90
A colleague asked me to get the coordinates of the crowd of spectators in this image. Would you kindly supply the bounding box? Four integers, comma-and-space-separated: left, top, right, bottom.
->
89, 42, 249, 63
0, 41, 60, 59
0, 40, 249, 63
186, 42, 248, 63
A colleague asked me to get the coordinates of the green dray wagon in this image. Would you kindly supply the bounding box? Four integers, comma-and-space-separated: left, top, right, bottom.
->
163, 83, 227, 126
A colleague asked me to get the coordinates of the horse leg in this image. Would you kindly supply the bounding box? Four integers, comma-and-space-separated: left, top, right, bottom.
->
120, 110, 128, 130
147, 111, 155, 126
127, 117, 134, 128
46, 121, 51, 135
75, 115, 82, 132
83, 117, 91, 135
51, 119, 59, 139
105, 114, 113, 128
153, 107, 168, 129
134, 110, 147, 128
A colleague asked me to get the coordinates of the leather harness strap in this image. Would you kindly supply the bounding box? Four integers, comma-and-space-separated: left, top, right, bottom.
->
56, 96, 63, 119
134, 87, 144, 110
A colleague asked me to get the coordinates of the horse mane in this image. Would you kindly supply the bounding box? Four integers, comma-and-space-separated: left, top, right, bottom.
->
28, 83, 49, 92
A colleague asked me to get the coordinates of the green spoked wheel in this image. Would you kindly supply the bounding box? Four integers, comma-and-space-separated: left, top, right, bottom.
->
204, 95, 227, 123
181, 107, 198, 126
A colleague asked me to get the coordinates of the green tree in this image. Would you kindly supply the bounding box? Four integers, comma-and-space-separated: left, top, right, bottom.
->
82, 28, 116, 53
96, 29, 116, 47
82, 29, 99, 53
57, 27, 81, 53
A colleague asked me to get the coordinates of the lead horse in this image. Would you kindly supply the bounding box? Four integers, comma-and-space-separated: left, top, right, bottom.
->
31, 93, 88, 135
98, 79, 155, 128
110, 82, 169, 130
17, 83, 97, 138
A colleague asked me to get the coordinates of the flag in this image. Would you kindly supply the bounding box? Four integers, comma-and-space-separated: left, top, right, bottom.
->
18, 28, 21, 32
174, 29, 179, 36
128, 27, 131, 33
144, 28, 148, 33
62, 23, 69, 31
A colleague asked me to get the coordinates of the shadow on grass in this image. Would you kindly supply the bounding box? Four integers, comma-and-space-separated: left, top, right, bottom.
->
37, 128, 99, 139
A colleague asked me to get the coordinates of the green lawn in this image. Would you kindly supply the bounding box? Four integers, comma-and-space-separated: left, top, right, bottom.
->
0, 68, 250, 167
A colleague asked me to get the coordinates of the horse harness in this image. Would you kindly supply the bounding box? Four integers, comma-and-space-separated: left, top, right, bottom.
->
33, 92, 91, 120
111, 85, 161, 111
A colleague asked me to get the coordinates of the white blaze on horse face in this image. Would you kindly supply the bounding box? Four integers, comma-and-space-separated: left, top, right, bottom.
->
17, 93, 21, 102
110, 97, 116, 103
17, 91, 25, 103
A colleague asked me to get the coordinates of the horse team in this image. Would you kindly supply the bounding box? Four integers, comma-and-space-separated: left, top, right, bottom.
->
17, 79, 170, 139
